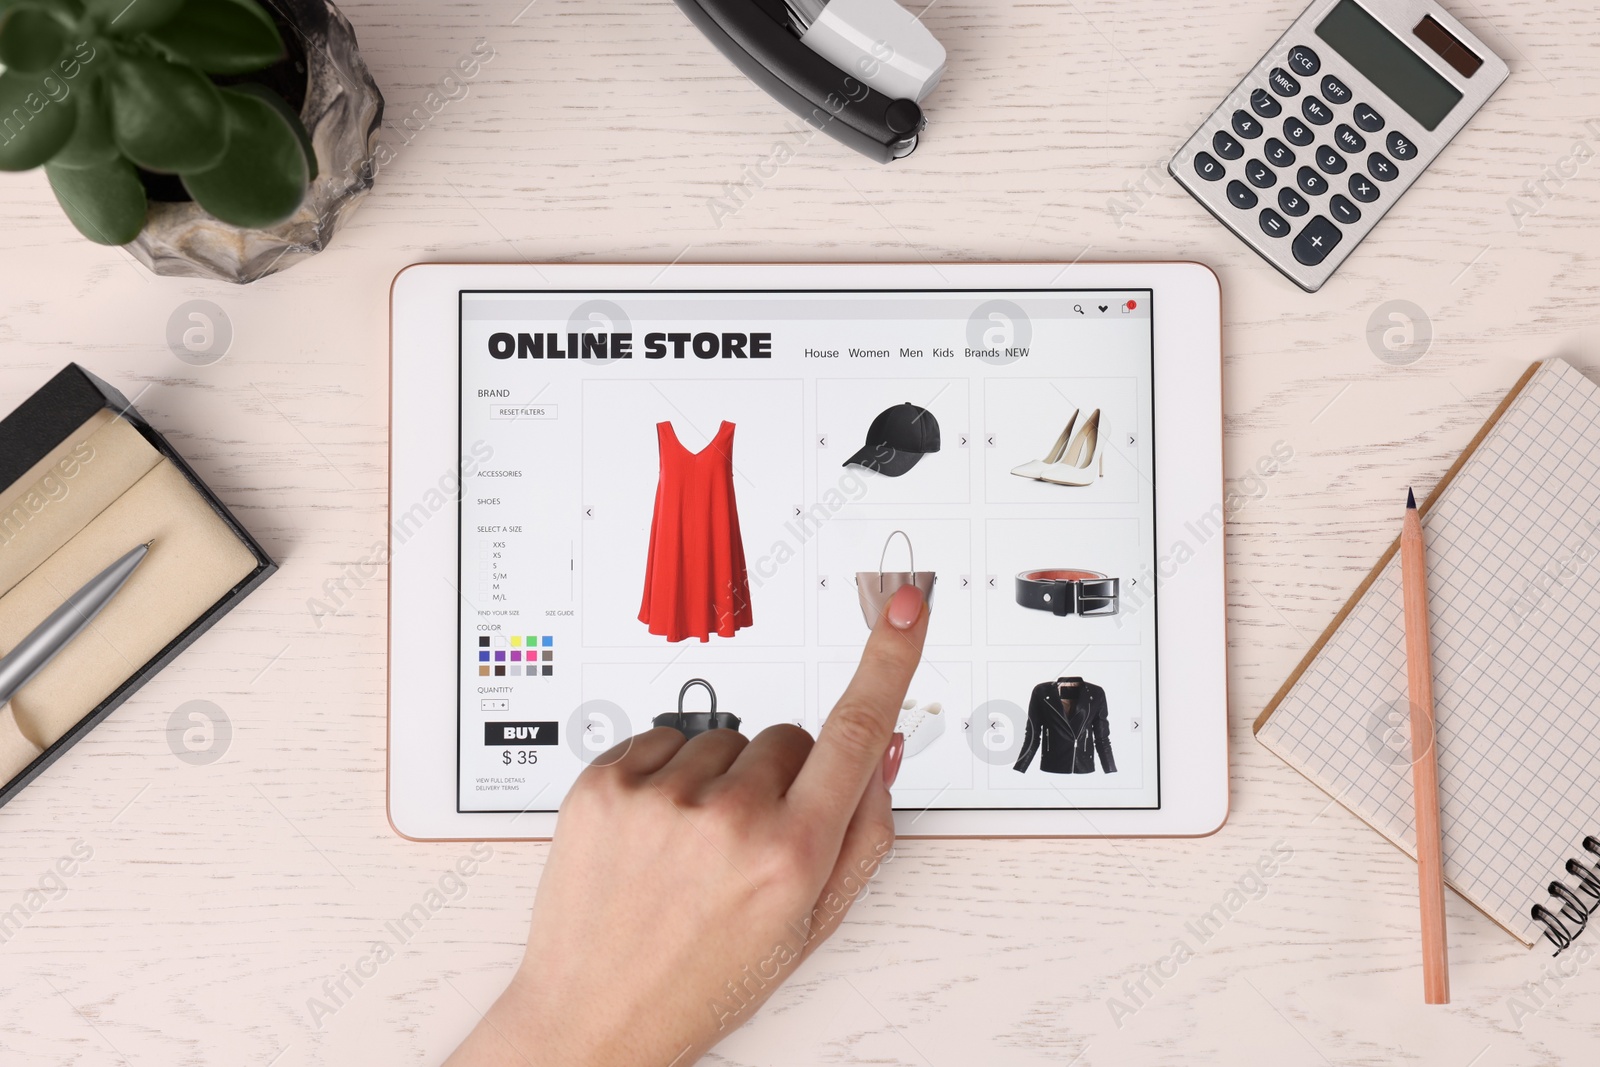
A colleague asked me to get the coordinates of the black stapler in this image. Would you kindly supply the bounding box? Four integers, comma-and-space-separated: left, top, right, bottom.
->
672, 0, 946, 163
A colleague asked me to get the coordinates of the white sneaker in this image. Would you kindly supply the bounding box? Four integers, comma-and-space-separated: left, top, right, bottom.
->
896, 701, 944, 758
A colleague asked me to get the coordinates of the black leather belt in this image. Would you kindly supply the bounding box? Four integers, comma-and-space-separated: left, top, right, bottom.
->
1014, 570, 1120, 617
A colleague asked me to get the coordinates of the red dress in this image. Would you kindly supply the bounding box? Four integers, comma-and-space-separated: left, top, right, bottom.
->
639, 421, 753, 642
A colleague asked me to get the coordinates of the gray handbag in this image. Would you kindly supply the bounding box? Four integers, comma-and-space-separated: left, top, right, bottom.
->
856, 529, 936, 627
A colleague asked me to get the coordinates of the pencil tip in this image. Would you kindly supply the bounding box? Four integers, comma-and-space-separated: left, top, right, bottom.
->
1406, 487, 1417, 510
143, 539, 155, 549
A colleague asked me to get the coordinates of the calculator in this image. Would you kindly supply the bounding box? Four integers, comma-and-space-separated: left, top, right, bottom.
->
1168, 0, 1507, 292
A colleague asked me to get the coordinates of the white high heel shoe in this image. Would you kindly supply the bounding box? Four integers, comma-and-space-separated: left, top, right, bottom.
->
1039, 409, 1104, 486
1011, 410, 1077, 480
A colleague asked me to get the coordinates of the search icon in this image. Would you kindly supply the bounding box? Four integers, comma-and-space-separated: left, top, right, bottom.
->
1073, 304, 1084, 314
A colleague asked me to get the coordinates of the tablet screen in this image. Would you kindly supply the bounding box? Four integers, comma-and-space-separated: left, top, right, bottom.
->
454, 288, 1165, 813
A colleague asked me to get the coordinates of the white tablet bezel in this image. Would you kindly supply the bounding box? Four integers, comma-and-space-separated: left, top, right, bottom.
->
389, 262, 1226, 840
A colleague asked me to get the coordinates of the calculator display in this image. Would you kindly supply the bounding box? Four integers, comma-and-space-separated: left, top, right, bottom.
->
1315, 0, 1462, 130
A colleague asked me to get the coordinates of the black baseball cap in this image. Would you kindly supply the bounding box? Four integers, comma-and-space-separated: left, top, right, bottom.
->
843, 402, 941, 477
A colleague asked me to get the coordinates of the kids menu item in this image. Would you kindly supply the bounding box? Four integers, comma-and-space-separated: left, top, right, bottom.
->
452, 287, 1162, 815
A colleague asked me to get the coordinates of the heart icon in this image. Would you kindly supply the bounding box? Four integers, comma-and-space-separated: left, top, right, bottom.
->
1097, 305, 1108, 312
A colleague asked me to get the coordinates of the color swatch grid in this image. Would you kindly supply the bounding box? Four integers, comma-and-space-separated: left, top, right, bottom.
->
475, 634, 554, 677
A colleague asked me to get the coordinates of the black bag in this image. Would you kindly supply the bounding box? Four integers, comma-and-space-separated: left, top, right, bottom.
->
652, 679, 742, 738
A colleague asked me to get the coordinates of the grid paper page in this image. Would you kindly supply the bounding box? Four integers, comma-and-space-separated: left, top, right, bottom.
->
1259, 359, 1600, 946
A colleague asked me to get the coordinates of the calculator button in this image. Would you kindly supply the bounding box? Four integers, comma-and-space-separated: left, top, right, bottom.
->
1259, 208, 1290, 238
1282, 116, 1314, 147
1301, 97, 1333, 125
1245, 159, 1277, 188
1250, 88, 1282, 118
1353, 103, 1385, 132
1367, 152, 1398, 181
1263, 137, 1296, 167
1296, 166, 1328, 196
1212, 130, 1244, 160
1277, 188, 1309, 216
1226, 179, 1258, 209
1334, 123, 1366, 153
1292, 215, 1342, 266
1320, 75, 1352, 105
1231, 110, 1263, 139
1268, 67, 1301, 97
1192, 151, 1225, 181
1347, 173, 1380, 202
1329, 194, 1361, 225
1288, 45, 1320, 76
1386, 131, 1418, 161
1315, 145, 1347, 174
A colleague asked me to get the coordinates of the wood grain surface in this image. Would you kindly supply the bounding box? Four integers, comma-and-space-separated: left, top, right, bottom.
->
3, 0, 1600, 1063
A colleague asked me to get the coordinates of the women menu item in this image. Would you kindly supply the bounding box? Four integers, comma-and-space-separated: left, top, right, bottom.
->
638, 420, 753, 642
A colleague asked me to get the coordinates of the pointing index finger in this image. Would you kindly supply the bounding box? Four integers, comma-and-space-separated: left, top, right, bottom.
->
787, 584, 928, 828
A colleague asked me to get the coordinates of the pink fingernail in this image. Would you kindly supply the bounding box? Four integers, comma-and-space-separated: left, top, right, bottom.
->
886, 584, 923, 630
882, 732, 905, 788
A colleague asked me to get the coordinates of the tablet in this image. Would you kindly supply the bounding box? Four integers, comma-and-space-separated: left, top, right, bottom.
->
388, 262, 1226, 840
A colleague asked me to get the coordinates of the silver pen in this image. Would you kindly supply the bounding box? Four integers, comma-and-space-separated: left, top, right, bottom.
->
0, 542, 152, 706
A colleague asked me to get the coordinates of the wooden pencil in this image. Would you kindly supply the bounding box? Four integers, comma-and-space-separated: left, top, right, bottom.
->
1401, 486, 1450, 1004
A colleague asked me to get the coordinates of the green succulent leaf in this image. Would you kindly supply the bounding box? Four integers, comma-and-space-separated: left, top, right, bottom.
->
228, 81, 314, 180
50, 74, 118, 167
142, 0, 283, 74
108, 52, 226, 171
0, 5, 70, 73
46, 155, 146, 242
0, 68, 77, 170
84, 0, 183, 33
181, 86, 306, 228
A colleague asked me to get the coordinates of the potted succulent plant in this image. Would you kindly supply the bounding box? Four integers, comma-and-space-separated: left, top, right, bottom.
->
0, 0, 381, 282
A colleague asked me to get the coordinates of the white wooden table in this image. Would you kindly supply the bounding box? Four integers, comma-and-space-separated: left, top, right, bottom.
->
4, 1, 1599, 1063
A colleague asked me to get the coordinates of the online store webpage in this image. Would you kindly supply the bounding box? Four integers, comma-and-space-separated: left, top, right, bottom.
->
456, 289, 1160, 813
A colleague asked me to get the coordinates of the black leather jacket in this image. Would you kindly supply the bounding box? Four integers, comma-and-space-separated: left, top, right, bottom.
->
1013, 678, 1116, 775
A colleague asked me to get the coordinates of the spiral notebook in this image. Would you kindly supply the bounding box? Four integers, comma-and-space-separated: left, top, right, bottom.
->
1256, 358, 1600, 952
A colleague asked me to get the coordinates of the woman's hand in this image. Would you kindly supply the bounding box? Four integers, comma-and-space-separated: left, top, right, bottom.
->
446, 583, 928, 1067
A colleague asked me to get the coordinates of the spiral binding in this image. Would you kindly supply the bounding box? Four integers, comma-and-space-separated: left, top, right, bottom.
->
1531, 835, 1600, 955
